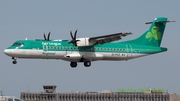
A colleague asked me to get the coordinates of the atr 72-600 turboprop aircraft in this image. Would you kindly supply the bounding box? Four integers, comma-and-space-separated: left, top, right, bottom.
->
4, 17, 174, 68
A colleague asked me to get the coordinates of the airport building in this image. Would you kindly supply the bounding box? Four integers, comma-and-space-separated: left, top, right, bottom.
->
20, 85, 180, 101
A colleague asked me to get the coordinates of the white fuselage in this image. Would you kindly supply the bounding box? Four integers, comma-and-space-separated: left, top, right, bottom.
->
4, 48, 147, 62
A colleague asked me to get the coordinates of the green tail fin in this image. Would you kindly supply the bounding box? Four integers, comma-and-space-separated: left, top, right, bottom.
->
125, 17, 169, 47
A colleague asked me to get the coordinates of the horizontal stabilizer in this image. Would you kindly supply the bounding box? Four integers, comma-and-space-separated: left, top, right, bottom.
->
145, 20, 176, 24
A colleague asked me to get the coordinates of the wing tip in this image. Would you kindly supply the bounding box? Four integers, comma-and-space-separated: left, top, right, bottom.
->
121, 32, 132, 36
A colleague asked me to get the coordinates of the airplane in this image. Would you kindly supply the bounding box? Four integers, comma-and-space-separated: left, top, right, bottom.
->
4, 17, 174, 68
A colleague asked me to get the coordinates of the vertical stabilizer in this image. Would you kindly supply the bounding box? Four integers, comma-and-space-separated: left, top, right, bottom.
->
125, 17, 172, 47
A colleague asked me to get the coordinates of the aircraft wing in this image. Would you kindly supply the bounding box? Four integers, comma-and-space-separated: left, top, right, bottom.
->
89, 32, 132, 44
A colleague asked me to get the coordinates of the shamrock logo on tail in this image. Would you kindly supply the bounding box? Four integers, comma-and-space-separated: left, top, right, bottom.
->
146, 26, 161, 42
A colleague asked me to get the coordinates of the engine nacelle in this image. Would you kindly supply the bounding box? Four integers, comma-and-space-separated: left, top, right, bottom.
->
76, 38, 95, 47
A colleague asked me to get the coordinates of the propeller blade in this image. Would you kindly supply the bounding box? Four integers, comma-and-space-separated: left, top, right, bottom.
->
70, 30, 74, 40
69, 29, 79, 46
47, 31, 51, 40
74, 29, 78, 40
44, 33, 47, 40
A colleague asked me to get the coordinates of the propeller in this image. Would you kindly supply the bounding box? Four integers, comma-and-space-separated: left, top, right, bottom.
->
43, 31, 51, 40
69, 29, 79, 46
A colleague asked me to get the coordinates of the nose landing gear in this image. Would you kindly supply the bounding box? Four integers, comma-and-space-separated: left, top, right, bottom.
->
12, 57, 17, 64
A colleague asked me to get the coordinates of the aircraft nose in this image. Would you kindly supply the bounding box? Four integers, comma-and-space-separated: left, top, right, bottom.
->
4, 49, 12, 55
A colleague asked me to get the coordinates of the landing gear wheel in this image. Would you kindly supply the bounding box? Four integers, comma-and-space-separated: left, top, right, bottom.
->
12, 61, 17, 64
84, 61, 91, 67
70, 62, 77, 68
12, 57, 17, 64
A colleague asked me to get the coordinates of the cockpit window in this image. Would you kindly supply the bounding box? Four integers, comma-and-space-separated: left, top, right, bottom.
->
12, 42, 24, 46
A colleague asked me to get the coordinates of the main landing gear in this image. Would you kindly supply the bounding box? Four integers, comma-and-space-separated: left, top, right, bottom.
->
12, 57, 17, 64
70, 61, 91, 68
70, 62, 77, 68
84, 61, 91, 67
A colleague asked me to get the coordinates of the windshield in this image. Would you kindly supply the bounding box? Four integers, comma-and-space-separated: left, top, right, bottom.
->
12, 42, 24, 47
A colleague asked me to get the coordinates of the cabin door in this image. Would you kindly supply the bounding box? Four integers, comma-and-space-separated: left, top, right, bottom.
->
31, 43, 41, 55
126, 44, 132, 59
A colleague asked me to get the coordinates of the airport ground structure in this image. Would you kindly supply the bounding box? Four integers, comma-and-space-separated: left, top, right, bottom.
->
20, 85, 180, 101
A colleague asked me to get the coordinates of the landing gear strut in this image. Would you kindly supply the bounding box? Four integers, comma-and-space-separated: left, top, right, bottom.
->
12, 57, 17, 64
84, 61, 91, 67
70, 62, 77, 68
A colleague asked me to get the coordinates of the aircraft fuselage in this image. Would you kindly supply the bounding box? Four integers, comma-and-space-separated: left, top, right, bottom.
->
4, 39, 167, 66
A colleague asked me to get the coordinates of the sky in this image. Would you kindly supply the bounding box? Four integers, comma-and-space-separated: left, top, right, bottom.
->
0, 0, 180, 98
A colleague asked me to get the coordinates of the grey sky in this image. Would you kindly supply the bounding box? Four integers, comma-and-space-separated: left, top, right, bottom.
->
0, 1, 179, 97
